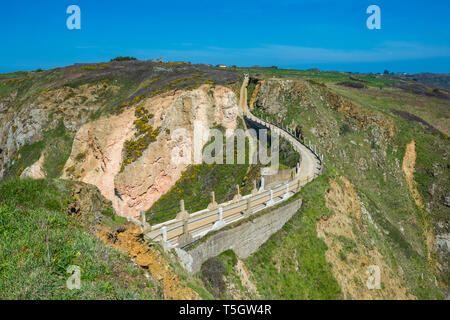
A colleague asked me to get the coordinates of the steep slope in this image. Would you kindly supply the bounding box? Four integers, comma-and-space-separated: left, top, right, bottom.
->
235, 73, 448, 299
0, 179, 162, 299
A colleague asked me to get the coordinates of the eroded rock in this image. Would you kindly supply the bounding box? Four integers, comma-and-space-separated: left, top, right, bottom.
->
63, 85, 240, 217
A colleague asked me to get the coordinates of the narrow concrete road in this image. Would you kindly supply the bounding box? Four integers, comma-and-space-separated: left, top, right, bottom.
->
240, 76, 249, 113
299, 144, 320, 180
239, 75, 321, 183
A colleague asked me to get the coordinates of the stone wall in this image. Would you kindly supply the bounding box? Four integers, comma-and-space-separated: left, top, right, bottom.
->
175, 198, 302, 274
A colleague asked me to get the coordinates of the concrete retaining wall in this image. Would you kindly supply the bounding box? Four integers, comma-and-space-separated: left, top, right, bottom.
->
263, 168, 296, 186
175, 198, 302, 274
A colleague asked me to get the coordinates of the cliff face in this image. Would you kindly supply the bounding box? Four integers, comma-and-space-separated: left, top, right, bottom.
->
62, 85, 239, 217
318, 175, 414, 299
2, 84, 240, 218
252, 79, 313, 119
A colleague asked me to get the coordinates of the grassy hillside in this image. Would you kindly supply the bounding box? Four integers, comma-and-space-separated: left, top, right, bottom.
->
4, 120, 73, 179
237, 70, 448, 299
0, 178, 161, 299
245, 170, 342, 299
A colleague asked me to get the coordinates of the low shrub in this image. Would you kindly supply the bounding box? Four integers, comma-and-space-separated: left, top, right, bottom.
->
110, 56, 137, 62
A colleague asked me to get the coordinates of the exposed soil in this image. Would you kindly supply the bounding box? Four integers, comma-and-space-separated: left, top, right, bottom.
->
317, 175, 415, 299
402, 141, 424, 209
402, 140, 435, 267
98, 223, 200, 300
60, 180, 199, 300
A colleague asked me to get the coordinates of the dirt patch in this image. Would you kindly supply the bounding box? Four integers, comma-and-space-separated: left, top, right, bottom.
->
402, 140, 435, 267
402, 141, 424, 209
56, 180, 198, 299
98, 224, 200, 300
317, 176, 415, 299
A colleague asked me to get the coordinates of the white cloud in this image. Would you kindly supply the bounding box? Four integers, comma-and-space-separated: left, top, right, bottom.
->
132, 42, 450, 66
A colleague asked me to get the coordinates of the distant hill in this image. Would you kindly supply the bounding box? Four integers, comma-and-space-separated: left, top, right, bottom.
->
397, 73, 450, 90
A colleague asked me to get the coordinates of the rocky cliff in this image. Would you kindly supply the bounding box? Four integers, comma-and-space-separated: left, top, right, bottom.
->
0, 61, 240, 217
62, 85, 239, 217
244, 75, 448, 299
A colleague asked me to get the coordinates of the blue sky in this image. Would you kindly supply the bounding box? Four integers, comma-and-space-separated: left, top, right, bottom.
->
1, 0, 449, 73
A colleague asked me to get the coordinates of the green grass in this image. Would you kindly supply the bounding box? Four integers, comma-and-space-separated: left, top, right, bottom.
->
238, 67, 394, 88
42, 121, 74, 179
245, 169, 342, 299
0, 178, 160, 299
247, 81, 256, 105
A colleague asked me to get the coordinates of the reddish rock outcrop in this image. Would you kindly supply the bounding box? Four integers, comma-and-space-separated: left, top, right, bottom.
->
63, 85, 239, 217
